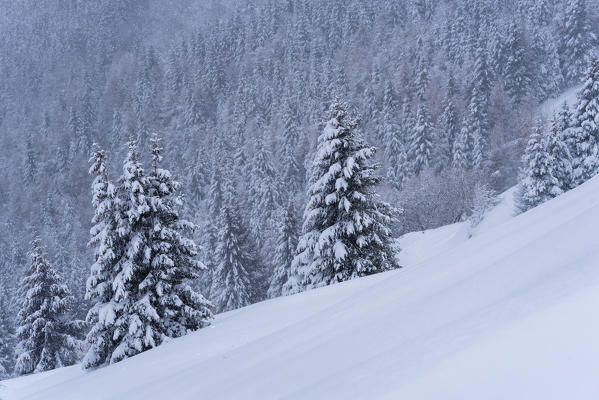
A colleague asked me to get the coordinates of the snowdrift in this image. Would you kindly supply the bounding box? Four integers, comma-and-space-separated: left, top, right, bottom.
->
2, 177, 599, 399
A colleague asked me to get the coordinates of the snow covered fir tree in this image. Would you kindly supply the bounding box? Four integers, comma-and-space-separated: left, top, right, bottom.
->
0, 293, 14, 379
517, 120, 559, 211
286, 101, 399, 293
210, 204, 255, 312
1, 0, 599, 384
267, 202, 299, 299
14, 239, 84, 376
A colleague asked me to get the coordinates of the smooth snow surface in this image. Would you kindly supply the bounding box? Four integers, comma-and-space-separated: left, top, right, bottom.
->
539, 85, 581, 118
3, 178, 599, 399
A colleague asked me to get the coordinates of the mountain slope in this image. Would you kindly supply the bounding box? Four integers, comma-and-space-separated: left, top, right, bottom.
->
2, 177, 599, 399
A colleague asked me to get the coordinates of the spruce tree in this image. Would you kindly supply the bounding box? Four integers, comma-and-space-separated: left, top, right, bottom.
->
286, 100, 399, 293
14, 239, 83, 375
268, 203, 299, 298
79, 83, 96, 154
386, 129, 410, 191
211, 205, 253, 312
462, 37, 491, 169
548, 112, 574, 193
415, 43, 430, 101
379, 81, 396, 143
560, 0, 596, 85
571, 58, 599, 186
83, 145, 124, 369
518, 121, 558, 211
503, 23, 532, 106
383, 84, 409, 189
98, 140, 152, 364
143, 136, 212, 337
0, 292, 14, 379
408, 104, 433, 175
249, 133, 281, 262
23, 131, 38, 184
208, 168, 224, 220
532, 26, 563, 99
280, 99, 303, 195
249, 134, 280, 224
183, 86, 201, 128
87, 140, 153, 365
110, 109, 124, 147
555, 102, 576, 156
437, 74, 459, 170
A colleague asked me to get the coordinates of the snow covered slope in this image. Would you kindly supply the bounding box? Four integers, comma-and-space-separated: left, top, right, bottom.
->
539, 85, 581, 118
3, 177, 599, 399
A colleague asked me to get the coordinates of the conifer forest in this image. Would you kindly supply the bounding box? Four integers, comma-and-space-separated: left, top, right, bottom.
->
1, 1, 599, 396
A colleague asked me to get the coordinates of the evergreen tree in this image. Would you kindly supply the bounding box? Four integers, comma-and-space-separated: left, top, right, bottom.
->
379, 81, 396, 142
382, 83, 409, 189
464, 38, 491, 169
110, 109, 124, 148
470, 37, 491, 106
83, 145, 124, 369
503, 23, 532, 105
0, 292, 14, 379
554, 101, 577, 160
286, 100, 399, 293
408, 104, 433, 175
142, 135, 212, 338
186, 148, 210, 207
571, 58, 599, 186
532, 26, 563, 99
249, 134, 280, 219
560, 0, 597, 85
211, 205, 253, 312
415, 48, 430, 102
548, 112, 574, 193
518, 121, 558, 211
96, 139, 152, 364
249, 133, 281, 256
386, 129, 410, 191
23, 131, 38, 184
208, 168, 224, 220
437, 75, 460, 169
183, 86, 202, 128
14, 239, 83, 375
268, 203, 299, 298
79, 83, 96, 154
280, 99, 302, 195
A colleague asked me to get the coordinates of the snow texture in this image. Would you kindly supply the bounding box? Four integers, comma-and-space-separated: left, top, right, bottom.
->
3, 174, 599, 399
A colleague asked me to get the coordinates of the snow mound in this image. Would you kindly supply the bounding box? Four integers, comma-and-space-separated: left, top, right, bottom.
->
3, 177, 599, 399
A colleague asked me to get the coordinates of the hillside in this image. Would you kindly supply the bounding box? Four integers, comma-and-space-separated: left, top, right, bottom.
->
3, 0, 598, 317
2, 173, 599, 399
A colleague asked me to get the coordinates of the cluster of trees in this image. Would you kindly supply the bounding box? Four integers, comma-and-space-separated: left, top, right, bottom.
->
83, 137, 213, 368
0, 102, 398, 376
1, 0, 598, 378
518, 58, 599, 210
